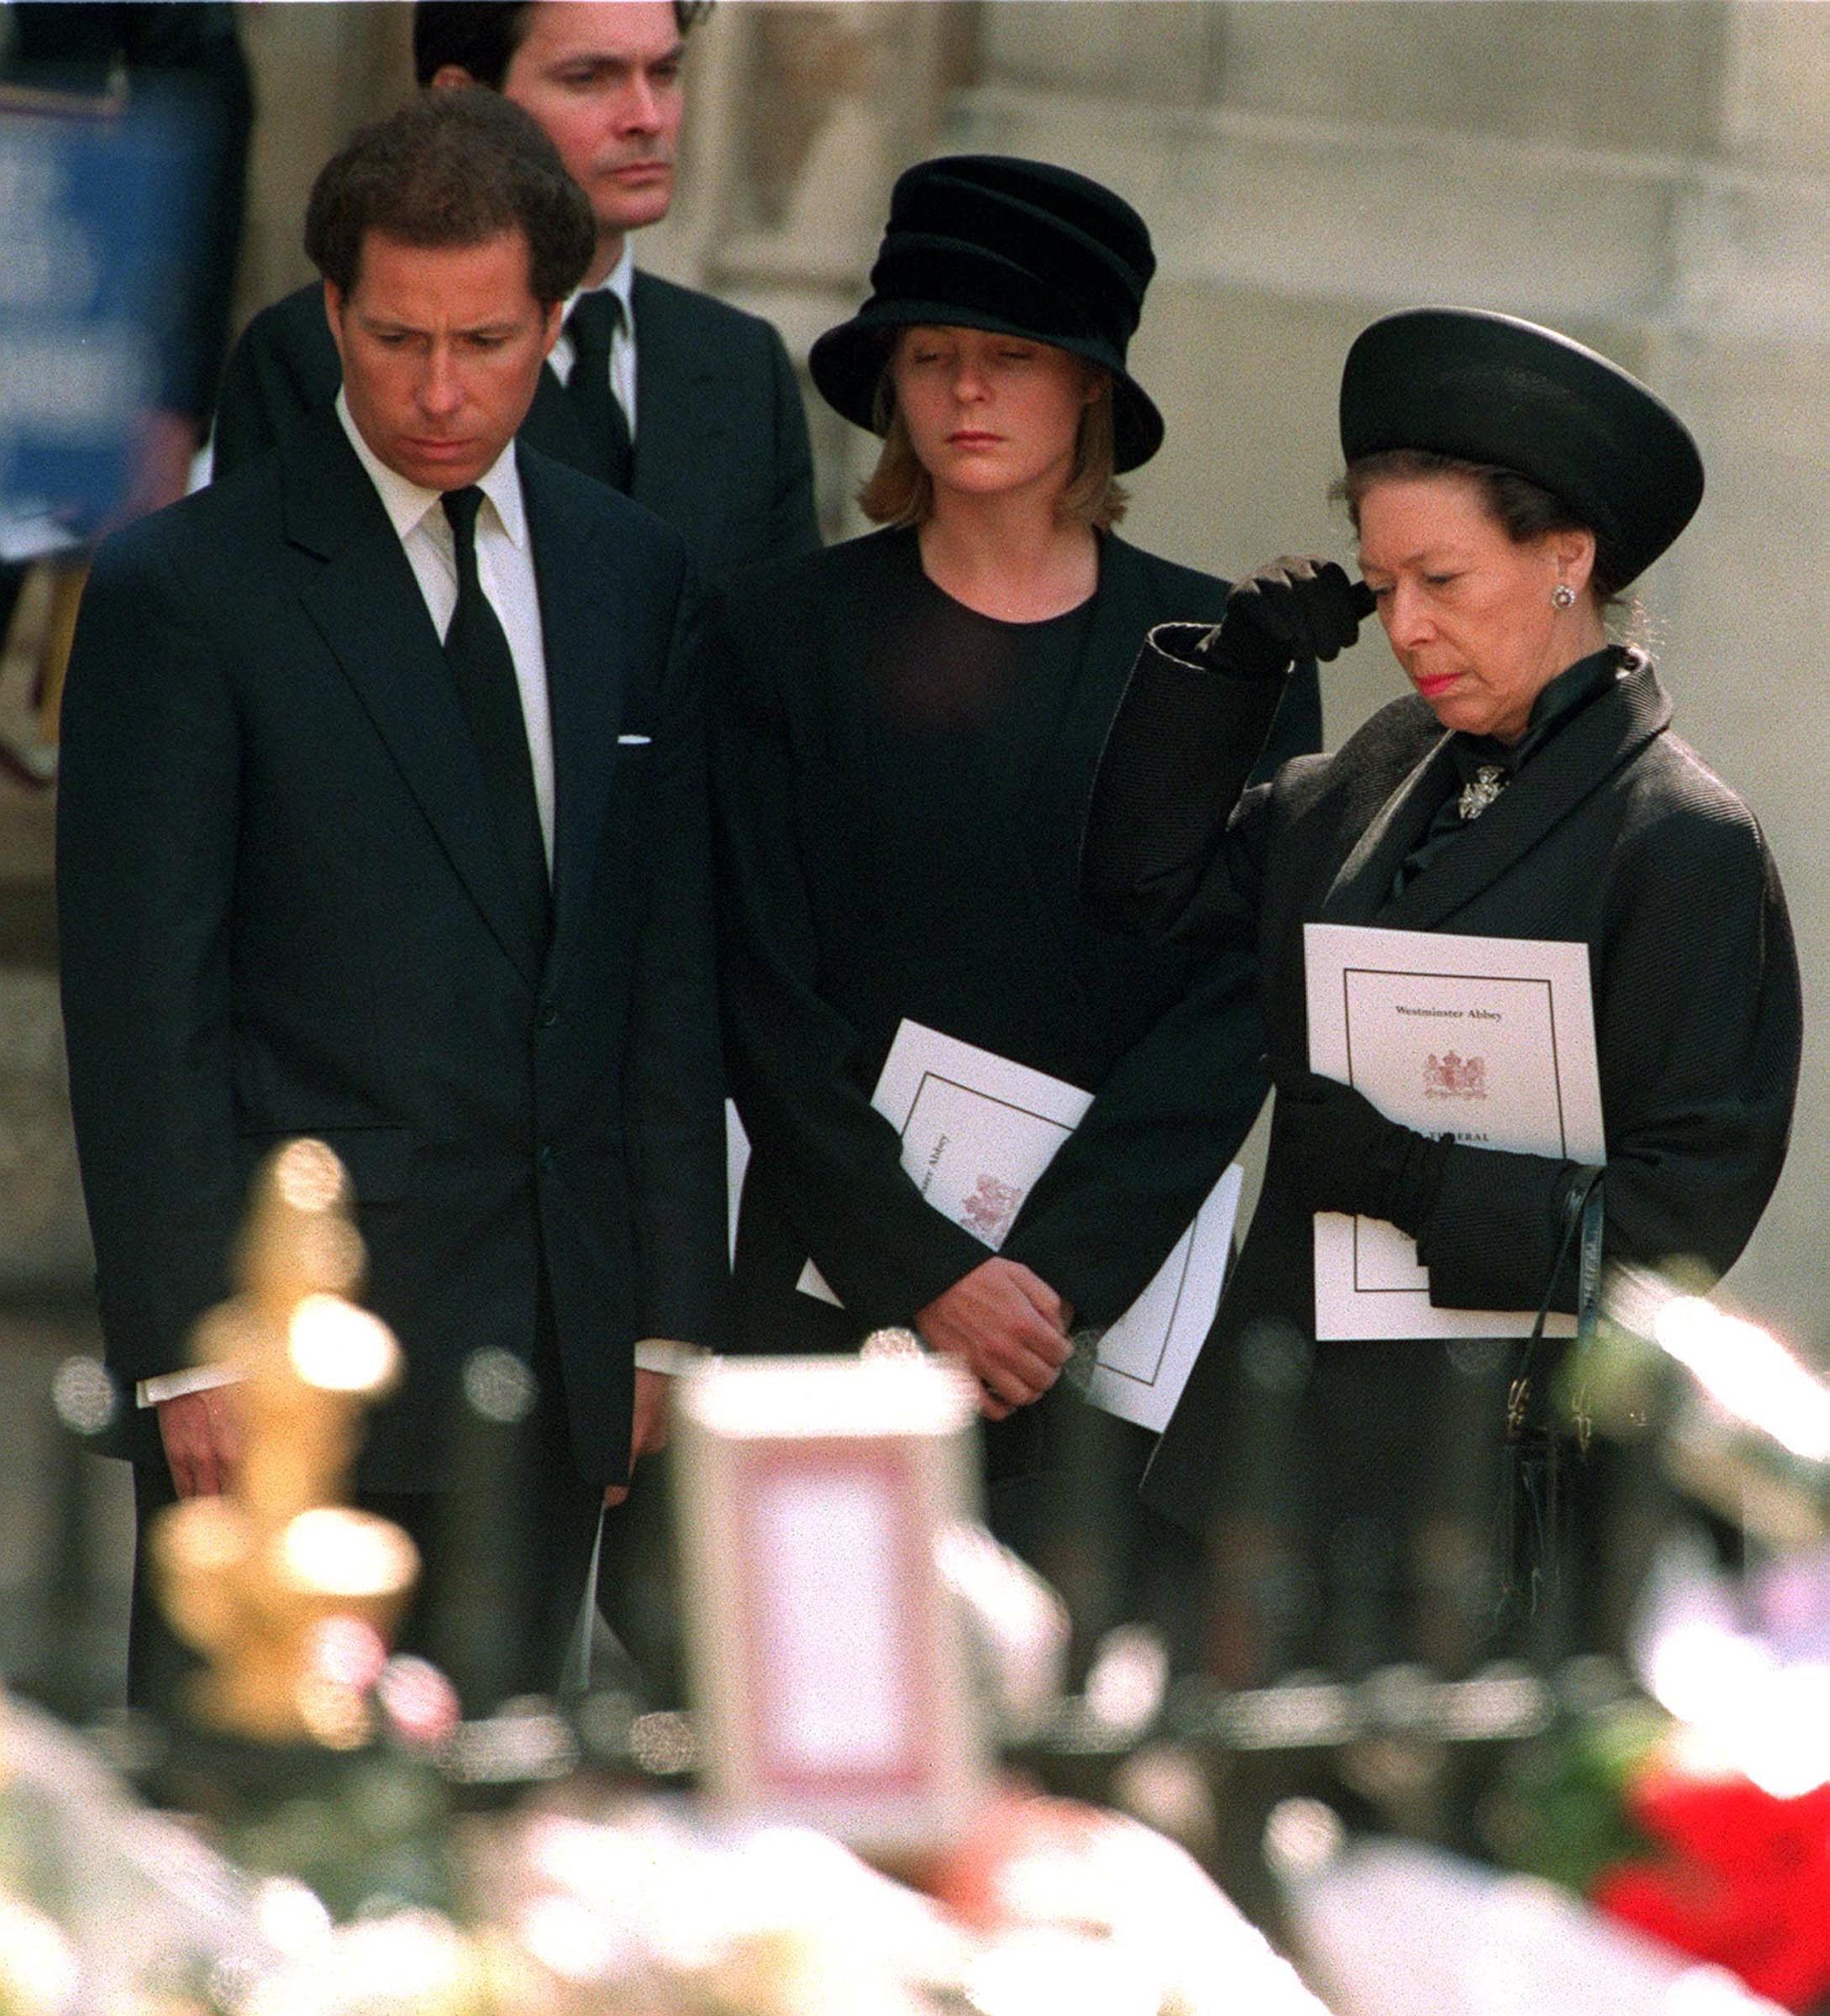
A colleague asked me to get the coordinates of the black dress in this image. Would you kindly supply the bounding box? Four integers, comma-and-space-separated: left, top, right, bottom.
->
1083, 630, 1801, 1675
709, 529, 1320, 1595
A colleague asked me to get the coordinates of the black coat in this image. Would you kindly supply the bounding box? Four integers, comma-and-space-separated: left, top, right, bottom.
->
709, 530, 1323, 1404
57, 412, 729, 1490
210, 270, 820, 579
1083, 635, 1802, 1536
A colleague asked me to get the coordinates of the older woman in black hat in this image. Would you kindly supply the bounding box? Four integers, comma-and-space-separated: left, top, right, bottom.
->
1082, 307, 1801, 1676
707, 156, 1318, 1576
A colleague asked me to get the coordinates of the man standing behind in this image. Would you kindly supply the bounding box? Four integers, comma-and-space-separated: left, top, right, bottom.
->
213, 3, 819, 575
58, 88, 728, 1711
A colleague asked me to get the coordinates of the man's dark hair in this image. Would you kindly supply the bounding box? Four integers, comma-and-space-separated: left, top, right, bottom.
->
411, 3, 710, 91
304, 87, 596, 305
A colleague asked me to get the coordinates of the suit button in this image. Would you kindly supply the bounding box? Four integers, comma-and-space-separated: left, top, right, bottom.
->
539, 1005, 559, 1029
539, 1145, 555, 1171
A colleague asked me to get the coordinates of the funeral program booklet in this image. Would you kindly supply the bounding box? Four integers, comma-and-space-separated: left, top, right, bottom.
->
797, 1019, 1242, 1431
1302, 921, 1606, 1341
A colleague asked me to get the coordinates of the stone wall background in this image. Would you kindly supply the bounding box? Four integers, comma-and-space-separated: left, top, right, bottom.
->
5, 0, 1828, 1365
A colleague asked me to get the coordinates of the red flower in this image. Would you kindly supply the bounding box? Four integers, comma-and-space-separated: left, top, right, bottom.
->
1594, 1762, 1830, 2010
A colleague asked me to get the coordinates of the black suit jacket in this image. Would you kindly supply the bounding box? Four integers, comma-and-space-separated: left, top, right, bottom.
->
1083, 638, 1801, 1533
709, 531, 1322, 1412
210, 270, 820, 578
57, 412, 728, 1490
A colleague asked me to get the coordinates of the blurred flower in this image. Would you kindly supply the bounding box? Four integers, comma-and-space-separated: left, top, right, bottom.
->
1594, 1759, 1830, 2012
242, 1911, 489, 2016
0, 1894, 78, 2016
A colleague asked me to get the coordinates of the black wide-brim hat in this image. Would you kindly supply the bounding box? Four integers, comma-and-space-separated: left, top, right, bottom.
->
810, 154, 1165, 474
1339, 307, 1704, 586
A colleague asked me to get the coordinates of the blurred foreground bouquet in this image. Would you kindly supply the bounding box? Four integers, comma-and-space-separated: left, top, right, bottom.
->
0, 1672, 1324, 2016
1495, 1536, 1830, 2013
0, 1687, 281, 2015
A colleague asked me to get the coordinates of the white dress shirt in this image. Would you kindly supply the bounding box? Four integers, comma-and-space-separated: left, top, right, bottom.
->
334, 389, 556, 866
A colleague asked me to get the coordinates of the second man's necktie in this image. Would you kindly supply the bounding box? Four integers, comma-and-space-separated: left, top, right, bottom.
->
563, 291, 633, 493
441, 485, 551, 958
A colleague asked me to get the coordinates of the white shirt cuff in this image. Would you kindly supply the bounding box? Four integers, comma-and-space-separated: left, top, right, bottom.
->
634, 1339, 703, 1378
139, 1362, 243, 1408
146, 1345, 703, 1401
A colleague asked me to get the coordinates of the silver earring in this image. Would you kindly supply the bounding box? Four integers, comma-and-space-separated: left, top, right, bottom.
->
1551, 583, 1576, 610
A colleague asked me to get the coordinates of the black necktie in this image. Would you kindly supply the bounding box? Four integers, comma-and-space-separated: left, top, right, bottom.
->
440, 486, 551, 957
563, 291, 633, 492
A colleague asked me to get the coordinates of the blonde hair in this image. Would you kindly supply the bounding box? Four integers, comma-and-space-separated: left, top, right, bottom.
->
856, 356, 1128, 531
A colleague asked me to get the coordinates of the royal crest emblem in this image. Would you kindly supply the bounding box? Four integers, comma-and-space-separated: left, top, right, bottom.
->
1423, 1050, 1487, 1100
961, 1173, 1024, 1242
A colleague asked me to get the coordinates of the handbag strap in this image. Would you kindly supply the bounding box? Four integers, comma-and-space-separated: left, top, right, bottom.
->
1501, 1163, 1605, 1617
1511, 1163, 1605, 1423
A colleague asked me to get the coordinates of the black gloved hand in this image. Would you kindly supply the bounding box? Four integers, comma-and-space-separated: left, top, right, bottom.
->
1273, 1068, 1451, 1236
1194, 558, 1375, 681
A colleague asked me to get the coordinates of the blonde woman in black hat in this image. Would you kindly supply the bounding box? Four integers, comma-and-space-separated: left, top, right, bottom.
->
707, 157, 1319, 1585
1083, 307, 1801, 1677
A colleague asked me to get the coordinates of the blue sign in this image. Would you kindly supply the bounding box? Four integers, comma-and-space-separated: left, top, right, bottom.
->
0, 87, 209, 548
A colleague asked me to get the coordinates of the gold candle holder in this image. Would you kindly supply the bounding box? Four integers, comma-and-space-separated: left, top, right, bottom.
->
152, 1140, 419, 1743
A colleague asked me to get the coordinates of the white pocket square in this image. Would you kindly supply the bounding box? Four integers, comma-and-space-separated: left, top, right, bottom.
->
618, 732, 652, 746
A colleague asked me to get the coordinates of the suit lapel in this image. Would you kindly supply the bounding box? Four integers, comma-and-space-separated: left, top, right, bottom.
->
1376, 659, 1672, 931
522, 451, 625, 986
1042, 535, 1152, 789
1015, 535, 1155, 871
518, 363, 603, 484
628, 272, 722, 538
281, 414, 542, 989
1319, 732, 1457, 924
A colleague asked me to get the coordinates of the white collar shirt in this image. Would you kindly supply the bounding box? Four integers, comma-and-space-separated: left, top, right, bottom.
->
334, 387, 555, 869
550, 239, 637, 440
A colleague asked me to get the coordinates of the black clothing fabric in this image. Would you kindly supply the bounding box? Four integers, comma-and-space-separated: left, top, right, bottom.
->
1084, 636, 1801, 1554
211, 270, 819, 580
810, 155, 1165, 472
1196, 559, 1372, 681
710, 528, 1323, 1485
1340, 308, 1703, 589
886, 561, 1096, 748
1272, 1068, 1452, 1234
1391, 644, 1624, 896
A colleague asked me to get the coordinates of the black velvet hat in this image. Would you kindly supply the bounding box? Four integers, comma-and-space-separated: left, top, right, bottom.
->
810, 155, 1165, 473
1339, 307, 1704, 586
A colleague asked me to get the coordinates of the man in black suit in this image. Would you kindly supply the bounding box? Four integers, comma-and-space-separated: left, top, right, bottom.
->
212, 2, 819, 576
57, 88, 728, 1712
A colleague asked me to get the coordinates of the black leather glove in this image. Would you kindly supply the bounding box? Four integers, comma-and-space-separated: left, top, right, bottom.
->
1194, 558, 1375, 681
1273, 1068, 1451, 1236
